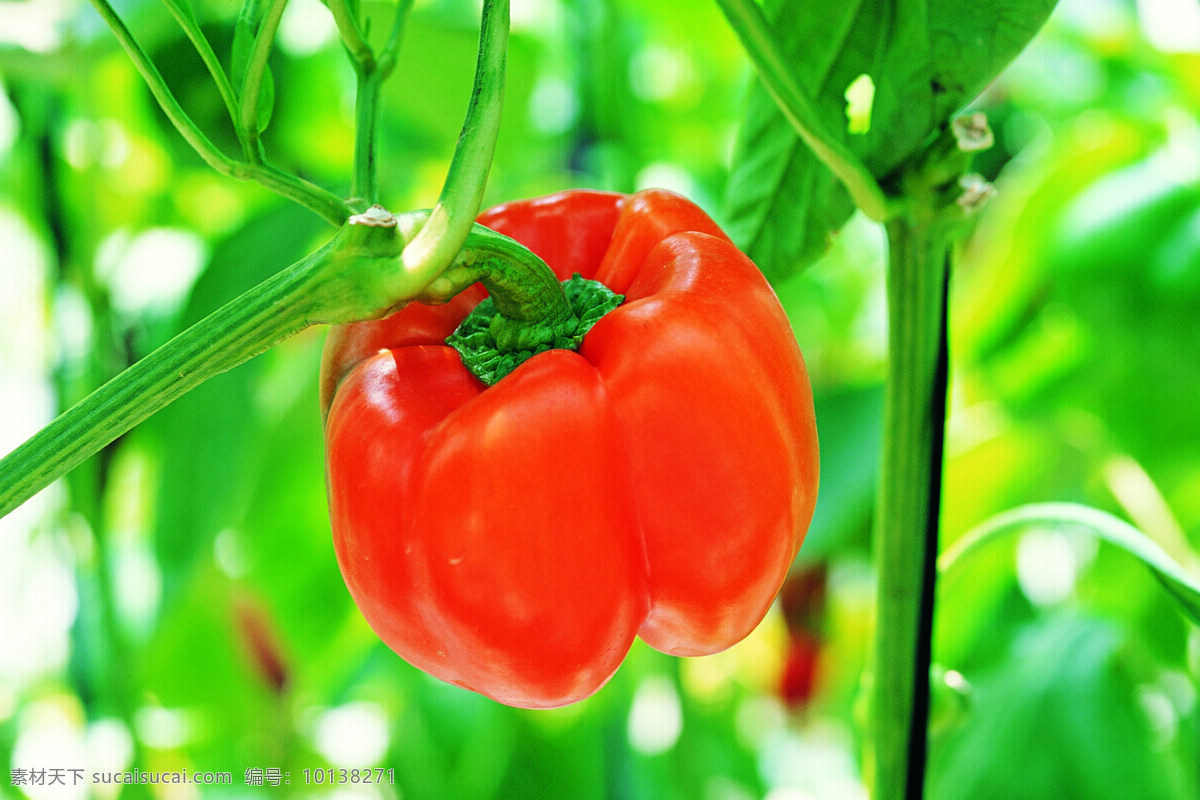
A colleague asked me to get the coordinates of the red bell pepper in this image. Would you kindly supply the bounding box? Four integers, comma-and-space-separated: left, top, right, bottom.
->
321, 189, 818, 708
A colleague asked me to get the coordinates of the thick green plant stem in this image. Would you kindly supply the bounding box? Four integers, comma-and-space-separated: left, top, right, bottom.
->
0, 236, 337, 521
0, 216, 545, 519
870, 217, 951, 800
713, 0, 894, 222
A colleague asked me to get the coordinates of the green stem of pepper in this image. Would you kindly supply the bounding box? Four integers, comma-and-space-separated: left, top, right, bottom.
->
383, 0, 576, 330
868, 216, 951, 800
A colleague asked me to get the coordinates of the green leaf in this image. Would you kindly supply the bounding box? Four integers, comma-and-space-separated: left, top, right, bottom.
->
791, 384, 883, 560
724, 0, 1059, 277
939, 502, 1200, 625
723, 91, 857, 283
926, 0, 1061, 129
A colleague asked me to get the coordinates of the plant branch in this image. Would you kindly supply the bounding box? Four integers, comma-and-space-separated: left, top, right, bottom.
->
244, 162, 353, 225
87, 0, 351, 225
327, 0, 375, 202
869, 217, 951, 800
0, 208, 543, 520
351, 71, 383, 203
0, 235, 339, 521
345, 0, 415, 201
715, 0, 894, 222
326, 0, 414, 204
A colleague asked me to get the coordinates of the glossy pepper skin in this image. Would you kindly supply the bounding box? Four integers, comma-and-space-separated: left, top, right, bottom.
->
321, 189, 819, 708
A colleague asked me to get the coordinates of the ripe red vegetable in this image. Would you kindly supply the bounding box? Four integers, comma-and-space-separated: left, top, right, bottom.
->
321, 189, 819, 708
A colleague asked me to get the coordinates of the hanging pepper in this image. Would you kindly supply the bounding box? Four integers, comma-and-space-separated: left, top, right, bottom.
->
321, 189, 819, 708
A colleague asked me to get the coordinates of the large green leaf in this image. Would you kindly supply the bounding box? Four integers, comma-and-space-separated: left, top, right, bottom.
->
724, 96, 856, 282
724, 0, 1059, 278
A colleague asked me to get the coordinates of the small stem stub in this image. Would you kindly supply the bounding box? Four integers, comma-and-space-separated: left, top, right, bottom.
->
447, 274, 622, 386
349, 204, 398, 227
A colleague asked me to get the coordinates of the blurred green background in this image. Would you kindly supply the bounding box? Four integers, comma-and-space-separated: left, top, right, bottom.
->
1, 0, 1199, 798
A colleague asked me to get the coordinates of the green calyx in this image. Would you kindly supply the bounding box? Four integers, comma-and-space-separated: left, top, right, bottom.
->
448, 274, 623, 386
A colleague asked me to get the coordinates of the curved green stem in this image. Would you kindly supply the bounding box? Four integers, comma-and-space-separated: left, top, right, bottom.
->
715, 0, 894, 222
939, 503, 1200, 625
161, 0, 242, 131
240, 0, 288, 159
869, 217, 951, 800
418, 225, 576, 333
401, 0, 510, 286
0, 212, 547, 520
233, 0, 266, 160
244, 162, 353, 225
